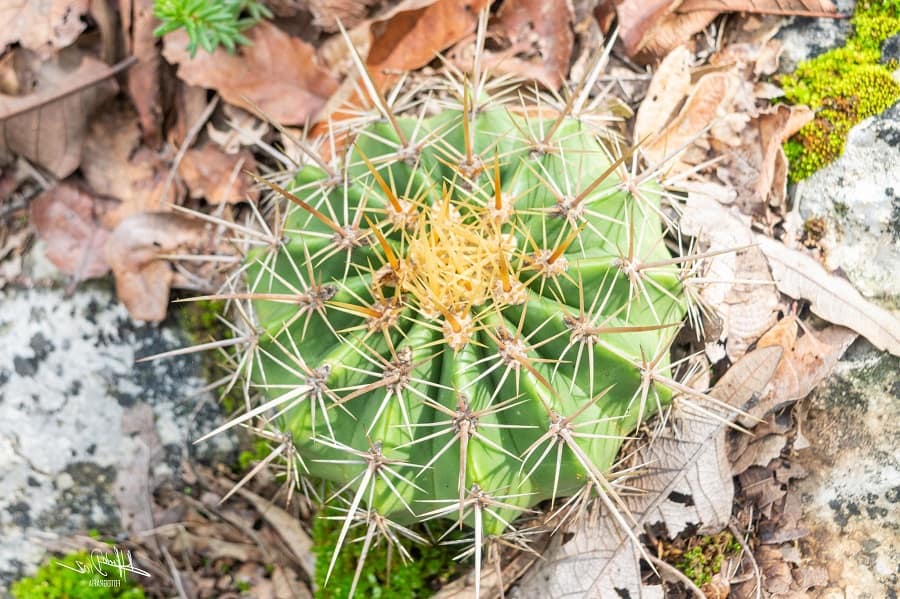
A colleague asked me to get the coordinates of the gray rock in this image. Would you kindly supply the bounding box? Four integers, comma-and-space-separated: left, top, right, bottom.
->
777, 0, 856, 72
883, 33, 900, 63
792, 341, 899, 598
0, 283, 235, 591
793, 100, 900, 308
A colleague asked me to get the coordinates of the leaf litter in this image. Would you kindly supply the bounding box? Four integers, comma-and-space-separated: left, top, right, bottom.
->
3, 0, 899, 596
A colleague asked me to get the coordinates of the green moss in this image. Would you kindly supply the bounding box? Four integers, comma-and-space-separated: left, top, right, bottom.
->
781, 0, 900, 181
178, 298, 226, 338
674, 532, 742, 587
176, 297, 244, 414
312, 516, 466, 599
237, 437, 272, 471
11, 552, 146, 599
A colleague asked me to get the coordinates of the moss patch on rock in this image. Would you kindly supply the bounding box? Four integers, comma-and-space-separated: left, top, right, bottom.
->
673, 531, 742, 588
781, 0, 900, 181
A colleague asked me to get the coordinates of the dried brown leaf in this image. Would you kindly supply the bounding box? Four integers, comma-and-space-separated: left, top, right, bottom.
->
515, 346, 783, 598
739, 466, 785, 516
0, 47, 118, 178
120, 0, 163, 147
308, 0, 379, 31
105, 212, 209, 321
758, 544, 794, 594
635, 9, 720, 60
169, 82, 209, 148
634, 45, 693, 144
0, 0, 89, 58
29, 182, 115, 280
178, 144, 258, 205
162, 22, 339, 126
365, 0, 490, 87
714, 104, 813, 215
643, 72, 739, 171
617, 0, 837, 58
234, 487, 314, 579
487, 0, 574, 89
679, 0, 837, 16
616, 0, 679, 56
742, 317, 858, 422
81, 101, 181, 226
313, 0, 488, 141
756, 235, 900, 356
680, 191, 780, 361
730, 433, 787, 474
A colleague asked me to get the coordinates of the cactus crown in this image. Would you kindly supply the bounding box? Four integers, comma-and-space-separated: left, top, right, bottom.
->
200, 58, 691, 595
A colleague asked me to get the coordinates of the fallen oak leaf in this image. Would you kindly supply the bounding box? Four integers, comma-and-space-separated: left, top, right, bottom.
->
29, 182, 116, 280
162, 22, 338, 126
0, 55, 133, 121
319, 0, 489, 99
0, 48, 121, 178
633, 8, 720, 61
730, 432, 789, 475
756, 235, 900, 356
312, 0, 489, 150
106, 212, 209, 321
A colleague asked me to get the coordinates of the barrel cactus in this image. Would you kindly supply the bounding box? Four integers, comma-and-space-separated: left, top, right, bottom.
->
190, 54, 691, 595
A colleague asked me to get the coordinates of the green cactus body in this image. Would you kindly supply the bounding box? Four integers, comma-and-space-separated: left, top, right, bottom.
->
239, 87, 685, 579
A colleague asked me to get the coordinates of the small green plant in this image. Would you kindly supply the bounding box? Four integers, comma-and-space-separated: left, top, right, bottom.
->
237, 436, 272, 471
153, 0, 272, 56
674, 531, 742, 587
781, 0, 900, 180
313, 516, 464, 599
11, 552, 146, 599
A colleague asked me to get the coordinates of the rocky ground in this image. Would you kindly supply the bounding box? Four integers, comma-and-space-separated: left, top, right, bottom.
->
771, 3, 900, 593
794, 341, 899, 598
0, 260, 235, 593
1, 2, 898, 597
